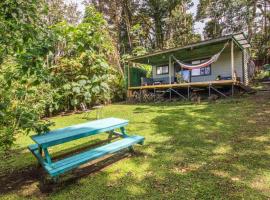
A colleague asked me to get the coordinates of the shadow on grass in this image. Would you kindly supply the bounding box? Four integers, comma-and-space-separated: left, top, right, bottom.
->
0, 136, 134, 195
138, 99, 270, 198
38, 150, 134, 194
0, 95, 269, 199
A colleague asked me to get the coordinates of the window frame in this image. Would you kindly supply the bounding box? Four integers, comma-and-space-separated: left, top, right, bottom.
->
191, 58, 212, 77
156, 65, 169, 75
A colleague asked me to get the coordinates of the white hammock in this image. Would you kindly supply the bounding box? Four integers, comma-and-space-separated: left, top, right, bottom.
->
173, 42, 229, 70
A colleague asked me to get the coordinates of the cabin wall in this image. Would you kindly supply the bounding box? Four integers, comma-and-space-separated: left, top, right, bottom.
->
190, 49, 243, 82
151, 48, 244, 83
151, 63, 175, 83
152, 63, 174, 78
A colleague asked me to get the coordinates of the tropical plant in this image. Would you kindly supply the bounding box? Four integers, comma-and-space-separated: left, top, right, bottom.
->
48, 6, 117, 112
0, 0, 55, 152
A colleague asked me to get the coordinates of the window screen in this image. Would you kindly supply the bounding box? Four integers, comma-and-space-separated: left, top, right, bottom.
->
156, 65, 169, 75
191, 59, 211, 76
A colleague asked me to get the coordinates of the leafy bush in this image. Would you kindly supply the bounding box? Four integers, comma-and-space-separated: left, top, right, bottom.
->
0, 59, 53, 151
47, 6, 117, 112
0, 4, 123, 152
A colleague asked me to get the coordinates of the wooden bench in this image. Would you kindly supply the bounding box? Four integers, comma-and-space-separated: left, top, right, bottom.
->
28, 118, 144, 177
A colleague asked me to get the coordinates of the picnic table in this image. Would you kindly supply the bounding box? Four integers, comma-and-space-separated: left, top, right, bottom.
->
28, 117, 144, 178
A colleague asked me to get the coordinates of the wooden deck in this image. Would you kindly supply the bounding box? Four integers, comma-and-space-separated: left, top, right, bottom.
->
128, 80, 239, 90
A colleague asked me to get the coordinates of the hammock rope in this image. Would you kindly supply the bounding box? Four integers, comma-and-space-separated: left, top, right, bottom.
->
172, 41, 229, 70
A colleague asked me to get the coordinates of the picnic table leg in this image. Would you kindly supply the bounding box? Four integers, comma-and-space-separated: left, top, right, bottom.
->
38, 146, 43, 167
119, 127, 134, 152
107, 130, 113, 142
120, 127, 129, 138
43, 148, 52, 165
52, 176, 59, 183
38, 146, 43, 156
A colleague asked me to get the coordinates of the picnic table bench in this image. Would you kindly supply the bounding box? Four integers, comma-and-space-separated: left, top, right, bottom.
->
28, 117, 144, 177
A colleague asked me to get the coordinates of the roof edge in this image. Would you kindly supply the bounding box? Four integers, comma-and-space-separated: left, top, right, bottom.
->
128, 33, 249, 62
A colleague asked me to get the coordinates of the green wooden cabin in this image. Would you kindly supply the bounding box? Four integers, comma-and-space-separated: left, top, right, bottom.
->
127, 33, 254, 91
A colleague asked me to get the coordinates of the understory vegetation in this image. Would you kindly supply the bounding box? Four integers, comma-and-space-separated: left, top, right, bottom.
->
0, 2, 123, 151
0, 93, 269, 199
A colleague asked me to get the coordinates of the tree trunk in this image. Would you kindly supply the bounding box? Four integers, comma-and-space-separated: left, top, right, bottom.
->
247, 0, 258, 40
154, 14, 164, 49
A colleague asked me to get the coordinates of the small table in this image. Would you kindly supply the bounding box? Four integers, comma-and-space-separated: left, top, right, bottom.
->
28, 118, 144, 178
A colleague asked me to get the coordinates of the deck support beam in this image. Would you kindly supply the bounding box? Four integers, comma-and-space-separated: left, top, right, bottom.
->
208, 84, 211, 97
209, 84, 228, 98
169, 87, 172, 101
140, 89, 142, 102
167, 88, 187, 100
169, 55, 172, 85
187, 86, 190, 100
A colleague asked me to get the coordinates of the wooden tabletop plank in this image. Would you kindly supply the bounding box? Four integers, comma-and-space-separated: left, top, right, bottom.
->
31, 118, 129, 148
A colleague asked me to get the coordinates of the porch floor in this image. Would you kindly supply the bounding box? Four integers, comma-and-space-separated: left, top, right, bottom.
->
128, 80, 239, 90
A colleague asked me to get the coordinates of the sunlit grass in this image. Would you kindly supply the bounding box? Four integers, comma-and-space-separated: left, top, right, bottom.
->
0, 94, 270, 199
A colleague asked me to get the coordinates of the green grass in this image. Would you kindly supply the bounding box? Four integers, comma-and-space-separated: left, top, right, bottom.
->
0, 93, 270, 200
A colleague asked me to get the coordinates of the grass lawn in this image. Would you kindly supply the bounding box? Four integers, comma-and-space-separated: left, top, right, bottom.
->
0, 92, 270, 199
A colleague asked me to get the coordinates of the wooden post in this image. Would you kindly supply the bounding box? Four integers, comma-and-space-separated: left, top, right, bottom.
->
231, 40, 235, 81
208, 84, 211, 97
169, 55, 172, 84
128, 62, 131, 88
127, 62, 131, 99
187, 86, 190, 100
154, 88, 156, 102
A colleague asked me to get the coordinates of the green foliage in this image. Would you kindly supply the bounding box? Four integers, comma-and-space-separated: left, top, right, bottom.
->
196, 0, 270, 62
196, 0, 246, 36
48, 6, 117, 112
0, 3, 122, 151
0, 0, 55, 151
166, 4, 201, 48
46, 0, 81, 25
251, 31, 270, 61
203, 19, 222, 39
255, 69, 270, 80
0, 59, 53, 151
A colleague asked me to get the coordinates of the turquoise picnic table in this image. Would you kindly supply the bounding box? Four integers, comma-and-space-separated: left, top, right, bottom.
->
28, 117, 144, 178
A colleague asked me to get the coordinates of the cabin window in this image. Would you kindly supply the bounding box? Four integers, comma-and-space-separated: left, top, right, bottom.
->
156, 65, 169, 75
191, 59, 211, 76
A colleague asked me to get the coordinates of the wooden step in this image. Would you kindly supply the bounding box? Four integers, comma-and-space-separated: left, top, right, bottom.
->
42, 136, 144, 177
237, 83, 256, 94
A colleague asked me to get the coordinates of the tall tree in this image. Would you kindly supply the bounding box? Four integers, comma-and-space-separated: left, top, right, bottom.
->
196, 0, 269, 39
166, 2, 201, 48
45, 0, 81, 25
139, 0, 184, 49
203, 19, 222, 39
196, 0, 270, 63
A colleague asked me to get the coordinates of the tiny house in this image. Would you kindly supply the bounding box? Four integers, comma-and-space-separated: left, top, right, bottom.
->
127, 33, 254, 100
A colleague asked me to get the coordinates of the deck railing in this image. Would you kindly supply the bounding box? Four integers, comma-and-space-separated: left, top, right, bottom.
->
141, 77, 176, 86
